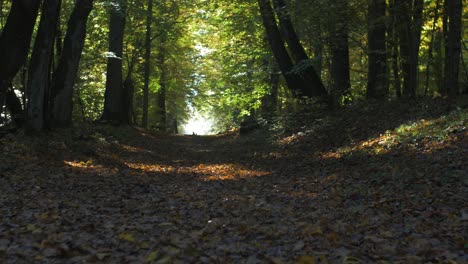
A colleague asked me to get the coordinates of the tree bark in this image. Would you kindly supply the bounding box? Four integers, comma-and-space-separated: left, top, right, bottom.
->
257, 0, 309, 98
0, 0, 41, 125
156, 33, 167, 132
272, 0, 327, 97
26, 0, 62, 131
424, 0, 441, 96
444, 0, 462, 97
329, 0, 351, 105
367, 0, 388, 99
388, 0, 401, 98
395, 0, 423, 98
142, 0, 152, 128
102, 0, 126, 123
50, 0, 93, 126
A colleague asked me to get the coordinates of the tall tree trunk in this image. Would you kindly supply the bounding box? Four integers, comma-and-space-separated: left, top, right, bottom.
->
424, 0, 441, 96
142, 0, 152, 128
262, 58, 280, 115
329, 0, 351, 106
433, 29, 444, 94
395, 0, 423, 98
257, 0, 309, 97
444, 0, 462, 97
395, 0, 412, 98
409, 0, 423, 97
26, 0, 62, 131
0, 0, 41, 126
388, 0, 401, 98
367, 0, 388, 99
50, 0, 93, 126
272, 0, 327, 97
156, 33, 167, 132
122, 54, 136, 124
102, 0, 126, 123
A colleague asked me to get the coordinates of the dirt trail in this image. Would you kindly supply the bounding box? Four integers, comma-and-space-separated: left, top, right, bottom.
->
0, 127, 466, 263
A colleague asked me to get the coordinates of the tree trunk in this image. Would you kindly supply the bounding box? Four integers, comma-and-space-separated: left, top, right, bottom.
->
26, 0, 62, 131
5, 85, 24, 125
102, 0, 126, 123
122, 55, 136, 124
409, 0, 423, 97
50, 0, 93, 126
156, 33, 167, 132
367, 0, 388, 99
433, 29, 444, 94
0, 0, 41, 126
388, 0, 401, 98
142, 0, 152, 128
257, 0, 308, 97
424, 0, 441, 96
444, 0, 462, 97
272, 0, 327, 97
329, 0, 351, 106
395, 0, 423, 98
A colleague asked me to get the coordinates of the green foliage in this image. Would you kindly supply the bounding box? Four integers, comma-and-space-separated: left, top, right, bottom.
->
394, 108, 467, 143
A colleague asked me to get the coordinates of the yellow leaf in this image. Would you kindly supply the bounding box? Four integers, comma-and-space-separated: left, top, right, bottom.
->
343, 256, 361, 264
118, 232, 136, 242
296, 255, 315, 264
27, 224, 42, 234
146, 250, 159, 263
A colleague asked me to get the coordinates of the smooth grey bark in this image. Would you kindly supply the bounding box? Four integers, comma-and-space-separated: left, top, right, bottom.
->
0, 0, 41, 126
50, 0, 93, 126
26, 0, 62, 131
367, 0, 388, 100
102, 0, 126, 123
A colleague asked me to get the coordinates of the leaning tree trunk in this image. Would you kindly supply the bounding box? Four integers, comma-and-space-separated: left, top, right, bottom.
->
26, 0, 62, 132
257, 0, 307, 97
0, 0, 41, 126
102, 0, 126, 123
272, 0, 327, 97
50, 0, 93, 126
367, 0, 388, 100
444, 0, 462, 97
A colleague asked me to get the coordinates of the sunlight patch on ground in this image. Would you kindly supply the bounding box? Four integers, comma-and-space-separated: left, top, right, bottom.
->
183, 163, 271, 181
124, 162, 270, 181
125, 162, 176, 173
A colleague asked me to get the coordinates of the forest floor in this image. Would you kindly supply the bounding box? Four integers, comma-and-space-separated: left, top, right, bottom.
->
0, 98, 467, 263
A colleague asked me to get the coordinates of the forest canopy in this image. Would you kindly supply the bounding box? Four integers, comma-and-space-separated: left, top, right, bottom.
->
0, 0, 466, 134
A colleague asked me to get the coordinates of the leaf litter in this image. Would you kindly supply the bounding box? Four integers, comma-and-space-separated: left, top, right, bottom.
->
0, 100, 467, 263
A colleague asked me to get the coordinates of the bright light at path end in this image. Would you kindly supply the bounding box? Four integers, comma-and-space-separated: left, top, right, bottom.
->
181, 116, 214, 135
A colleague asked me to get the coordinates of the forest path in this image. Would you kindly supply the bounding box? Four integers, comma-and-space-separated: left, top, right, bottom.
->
1, 115, 467, 262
